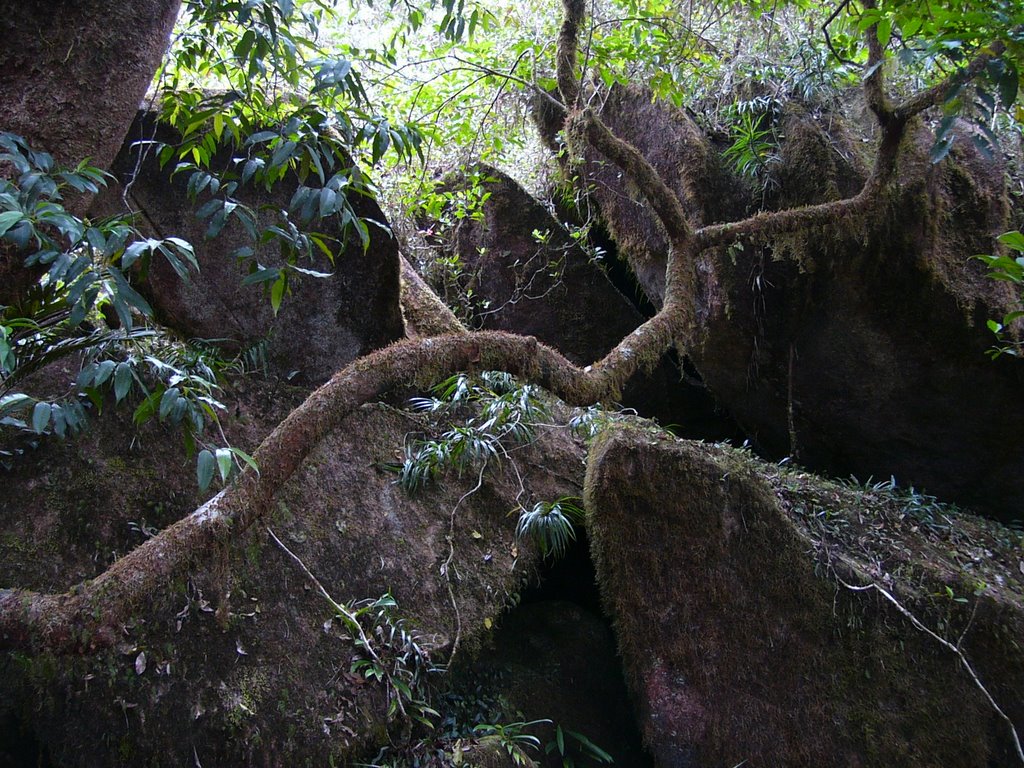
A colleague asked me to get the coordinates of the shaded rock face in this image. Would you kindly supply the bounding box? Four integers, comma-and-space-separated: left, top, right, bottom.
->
0, 401, 585, 766
585, 427, 1024, 767
0, 374, 309, 596
436, 166, 737, 433
465, 600, 649, 768
93, 112, 404, 385
538, 87, 1024, 520
694, 123, 1024, 519
439, 166, 646, 363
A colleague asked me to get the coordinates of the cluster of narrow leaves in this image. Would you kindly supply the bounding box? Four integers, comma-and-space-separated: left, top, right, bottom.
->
395, 371, 589, 560
343, 593, 440, 730
397, 371, 549, 491
514, 497, 585, 559
0, 133, 196, 331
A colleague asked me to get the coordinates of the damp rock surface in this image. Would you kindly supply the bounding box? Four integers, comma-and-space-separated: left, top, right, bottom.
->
585, 424, 1024, 766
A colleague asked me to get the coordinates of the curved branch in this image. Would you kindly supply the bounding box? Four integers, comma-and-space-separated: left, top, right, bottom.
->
0, 314, 684, 653
578, 110, 692, 245
693, 177, 884, 251
822, 0, 857, 67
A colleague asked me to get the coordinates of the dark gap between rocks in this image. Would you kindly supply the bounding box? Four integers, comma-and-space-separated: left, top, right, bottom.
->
453, 530, 653, 768
0, 712, 51, 768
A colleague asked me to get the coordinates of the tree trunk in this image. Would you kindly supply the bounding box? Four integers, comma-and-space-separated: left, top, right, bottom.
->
0, 0, 181, 175
0, 0, 181, 304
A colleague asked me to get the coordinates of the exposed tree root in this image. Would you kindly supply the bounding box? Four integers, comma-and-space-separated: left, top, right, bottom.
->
0, 323, 677, 653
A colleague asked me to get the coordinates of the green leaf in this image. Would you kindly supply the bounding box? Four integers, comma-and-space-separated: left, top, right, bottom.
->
271, 140, 297, 168
0, 393, 33, 419
159, 387, 180, 420
94, 359, 117, 387
228, 447, 260, 475
998, 231, 1024, 252
107, 266, 153, 321
50, 405, 66, 438
929, 134, 955, 164
0, 210, 24, 237
246, 131, 279, 146
241, 158, 263, 185
241, 266, 280, 286
270, 273, 286, 315
31, 401, 51, 433
133, 390, 161, 426
197, 449, 216, 491
319, 187, 337, 217
114, 361, 133, 402
122, 239, 153, 270
215, 447, 233, 482
901, 17, 922, 37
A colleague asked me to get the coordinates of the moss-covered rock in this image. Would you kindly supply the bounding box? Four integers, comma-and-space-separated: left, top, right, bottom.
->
585, 425, 1024, 766
90, 110, 405, 386
0, 399, 586, 766
538, 85, 1024, 520
430, 164, 736, 436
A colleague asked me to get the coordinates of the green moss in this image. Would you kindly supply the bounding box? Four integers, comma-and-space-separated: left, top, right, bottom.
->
584, 425, 1024, 765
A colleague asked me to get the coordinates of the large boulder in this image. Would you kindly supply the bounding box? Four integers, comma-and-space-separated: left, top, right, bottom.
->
533, 85, 748, 305
434, 166, 648, 362
585, 425, 1024, 766
538, 87, 1024, 520
92, 111, 405, 385
0, 396, 586, 766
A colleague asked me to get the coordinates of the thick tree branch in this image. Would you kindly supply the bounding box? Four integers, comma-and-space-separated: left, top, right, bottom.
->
399, 253, 468, 337
0, 315, 684, 652
557, 0, 585, 108
578, 111, 693, 245
862, 1, 895, 126
894, 41, 1007, 121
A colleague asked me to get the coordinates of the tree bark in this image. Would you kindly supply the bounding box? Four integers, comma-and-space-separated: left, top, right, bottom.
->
0, 0, 181, 304
0, 0, 181, 176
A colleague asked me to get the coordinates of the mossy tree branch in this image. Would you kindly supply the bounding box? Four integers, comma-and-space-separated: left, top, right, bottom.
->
0, 319, 684, 653
894, 41, 1008, 122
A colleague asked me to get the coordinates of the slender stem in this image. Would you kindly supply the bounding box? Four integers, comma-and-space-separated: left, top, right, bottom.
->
838, 576, 1024, 764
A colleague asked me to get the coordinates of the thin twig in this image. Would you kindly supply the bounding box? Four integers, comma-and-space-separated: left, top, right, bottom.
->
838, 576, 1024, 764
438, 461, 489, 666
821, 0, 856, 67
266, 526, 413, 724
